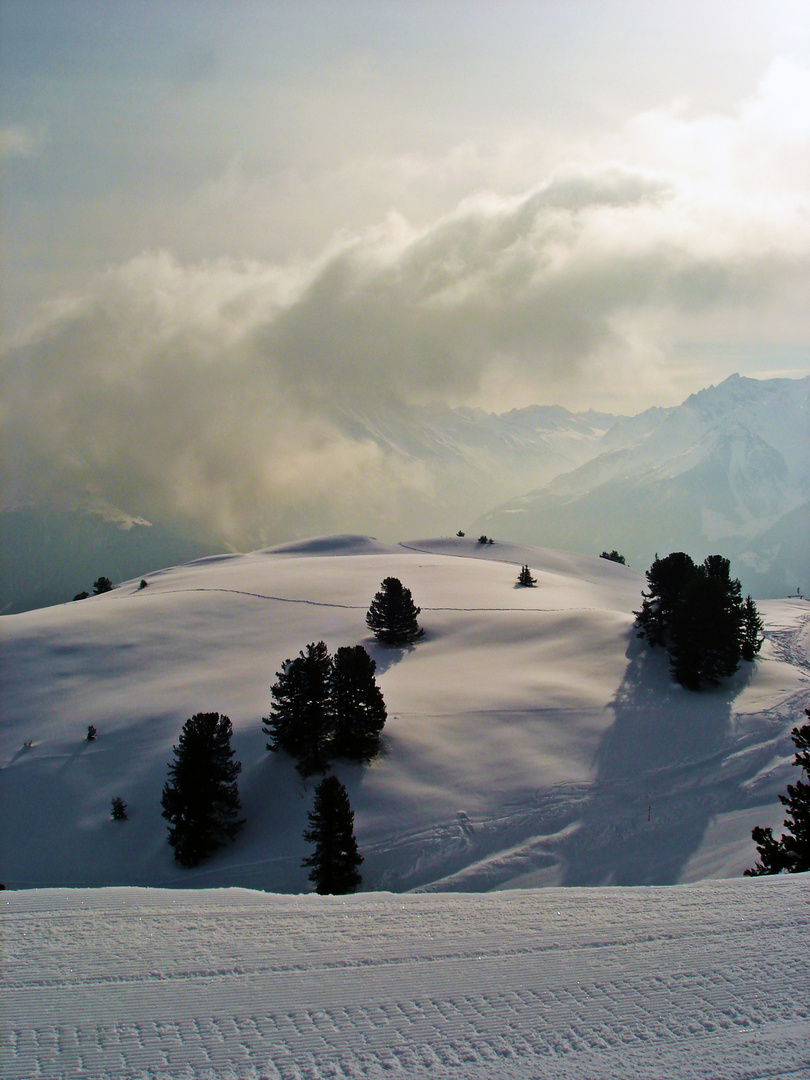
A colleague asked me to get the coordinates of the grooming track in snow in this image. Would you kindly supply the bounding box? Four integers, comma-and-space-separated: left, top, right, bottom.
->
3, 877, 808, 1080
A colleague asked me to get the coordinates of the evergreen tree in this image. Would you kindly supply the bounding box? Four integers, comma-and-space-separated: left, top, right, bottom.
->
517, 565, 537, 587
636, 551, 747, 689
741, 595, 764, 661
600, 550, 626, 565
669, 562, 743, 688
635, 551, 696, 648
161, 712, 245, 867
263, 641, 333, 776
111, 796, 128, 821
365, 578, 423, 645
331, 645, 387, 761
92, 576, 114, 594
746, 709, 810, 875
302, 775, 363, 894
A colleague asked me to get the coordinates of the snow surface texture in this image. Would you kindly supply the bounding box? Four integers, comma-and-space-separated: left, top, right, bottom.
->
2, 536, 808, 894
3, 877, 808, 1080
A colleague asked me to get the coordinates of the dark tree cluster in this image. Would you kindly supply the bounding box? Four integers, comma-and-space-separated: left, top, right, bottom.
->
365, 577, 423, 645
746, 709, 810, 876
264, 642, 387, 776
635, 552, 763, 689
161, 712, 245, 867
600, 550, 626, 565
73, 576, 114, 601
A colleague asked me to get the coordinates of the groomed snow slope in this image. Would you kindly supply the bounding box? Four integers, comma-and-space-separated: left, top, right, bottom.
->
1, 536, 808, 892
3, 876, 808, 1080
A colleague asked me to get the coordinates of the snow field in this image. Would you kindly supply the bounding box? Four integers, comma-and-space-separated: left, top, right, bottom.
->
3, 876, 808, 1080
1, 536, 808, 893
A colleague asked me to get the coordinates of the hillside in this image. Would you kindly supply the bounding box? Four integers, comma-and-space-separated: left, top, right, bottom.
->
1, 536, 808, 893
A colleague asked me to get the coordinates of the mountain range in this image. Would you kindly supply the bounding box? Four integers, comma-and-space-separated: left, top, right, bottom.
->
2, 373, 806, 613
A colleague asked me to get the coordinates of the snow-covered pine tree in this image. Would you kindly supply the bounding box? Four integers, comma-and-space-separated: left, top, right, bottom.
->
365, 577, 423, 645
302, 775, 363, 894
746, 709, 810, 875
331, 645, 387, 762
263, 641, 333, 776
161, 712, 245, 867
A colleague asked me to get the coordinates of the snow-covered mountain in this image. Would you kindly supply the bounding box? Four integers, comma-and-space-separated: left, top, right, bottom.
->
475, 374, 810, 597
3, 535, 808, 894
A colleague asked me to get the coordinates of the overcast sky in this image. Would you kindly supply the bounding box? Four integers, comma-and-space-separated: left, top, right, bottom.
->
2, 1, 809, 541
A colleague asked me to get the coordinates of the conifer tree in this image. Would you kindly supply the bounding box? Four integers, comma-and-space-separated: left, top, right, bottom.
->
366, 577, 423, 645
161, 712, 245, 867
746, 709, 810, 875
111, 796, 128, 821
302, 775, 363, 894
331, 645, 387, 761
635, 551, 696, 648
263, 642, 333, 776
636, 552, 748, 689
517, 565, 537, 587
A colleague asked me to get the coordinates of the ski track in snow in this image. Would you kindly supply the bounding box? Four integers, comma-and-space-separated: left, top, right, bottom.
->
3, 878, 808, 1080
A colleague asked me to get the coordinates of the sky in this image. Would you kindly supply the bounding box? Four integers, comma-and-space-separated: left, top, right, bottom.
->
2, 1, 809, 544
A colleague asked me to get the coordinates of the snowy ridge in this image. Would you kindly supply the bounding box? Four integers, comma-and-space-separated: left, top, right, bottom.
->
3, 876, 808, 1079
2, 536, 808, 894
478, 375, 810, 598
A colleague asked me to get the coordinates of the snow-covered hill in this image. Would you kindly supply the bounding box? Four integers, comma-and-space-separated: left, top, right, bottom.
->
477, 374, 810, 597
2, 536, 808, 894
4, 876, 808, 1080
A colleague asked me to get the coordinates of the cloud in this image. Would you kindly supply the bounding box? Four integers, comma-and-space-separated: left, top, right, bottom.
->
0, 124, 41, 158
3, 60, 810, 543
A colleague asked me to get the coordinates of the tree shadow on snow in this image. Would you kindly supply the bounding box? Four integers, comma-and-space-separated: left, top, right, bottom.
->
560, 632, 755, 886
364, 638, 417, 676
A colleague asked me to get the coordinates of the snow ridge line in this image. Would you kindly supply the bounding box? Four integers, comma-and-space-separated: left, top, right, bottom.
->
146, 586, 607, 615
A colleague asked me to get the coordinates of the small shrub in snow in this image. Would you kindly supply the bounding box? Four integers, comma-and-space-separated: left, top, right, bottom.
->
600, 550, 626, 565
92, 576, 114, 595
517, 565, 537, 587
73, 591, 89, 601
86, 725, 97, 741
139, 579, 148, 590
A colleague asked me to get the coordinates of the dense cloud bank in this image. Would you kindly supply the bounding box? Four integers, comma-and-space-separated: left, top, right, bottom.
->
3, 59, 809, 545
